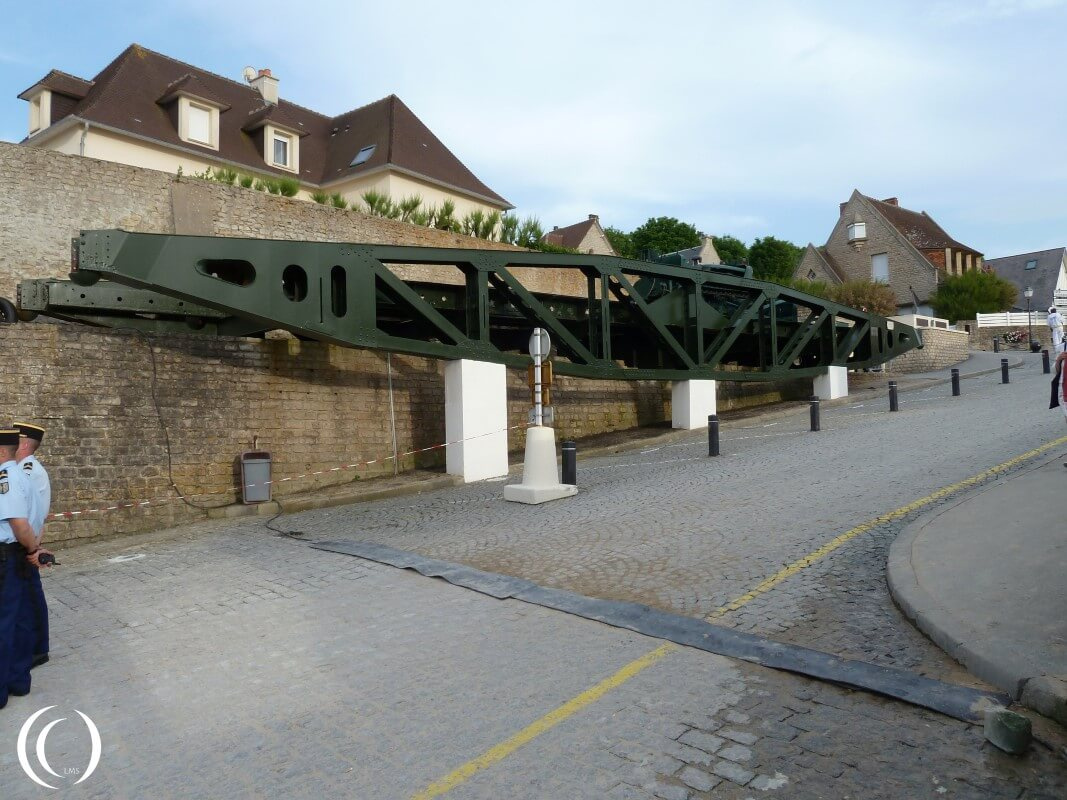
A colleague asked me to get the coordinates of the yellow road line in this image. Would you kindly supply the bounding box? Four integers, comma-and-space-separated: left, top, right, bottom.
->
706, 433, 1067, 619
410, 643, 675, 800
411, 434, 1067, 799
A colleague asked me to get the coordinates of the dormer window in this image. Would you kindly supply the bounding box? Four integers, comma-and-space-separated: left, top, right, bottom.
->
27, 89, 51, 135
273, 132, 290, 167
847, 221, 867, 242
263, 124, 299, 173
178, 96, 220, 150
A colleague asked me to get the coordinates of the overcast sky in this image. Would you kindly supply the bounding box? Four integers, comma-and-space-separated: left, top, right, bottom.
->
2, 0, 1064, 257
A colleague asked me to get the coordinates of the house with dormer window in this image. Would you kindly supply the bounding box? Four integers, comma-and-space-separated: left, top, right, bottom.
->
16, 44, 512, 216
795, 190, 983, 314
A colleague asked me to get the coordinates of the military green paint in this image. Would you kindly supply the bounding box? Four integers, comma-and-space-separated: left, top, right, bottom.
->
19, 230, 922, 382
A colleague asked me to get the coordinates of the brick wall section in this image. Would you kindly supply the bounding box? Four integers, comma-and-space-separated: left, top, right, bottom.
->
0, 142, 584, 299
4, 321, 810, 543
963, 322, 1057, 352
884, 328, 969, 373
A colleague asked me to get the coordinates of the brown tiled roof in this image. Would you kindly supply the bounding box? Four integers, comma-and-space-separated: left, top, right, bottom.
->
157, 73, 231, 110
21, 44, 510, 205
863, 195, 981, 255
19, 70, 93, 100
543, 218, 596, 249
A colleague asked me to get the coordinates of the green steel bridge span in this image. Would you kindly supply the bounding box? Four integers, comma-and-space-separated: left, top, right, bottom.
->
15, 230, 921, 382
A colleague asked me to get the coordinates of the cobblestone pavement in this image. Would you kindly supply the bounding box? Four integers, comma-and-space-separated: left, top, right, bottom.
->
0, 358, 1065, 798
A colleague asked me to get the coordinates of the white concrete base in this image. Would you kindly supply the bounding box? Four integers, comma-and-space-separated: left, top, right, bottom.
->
445, 359, 509, 483
671, 380, 718, 429
814, 365, 849, 400
504, 426, 578, 505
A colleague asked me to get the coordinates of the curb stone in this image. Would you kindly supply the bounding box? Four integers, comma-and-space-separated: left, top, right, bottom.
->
886, 453, 1067, 725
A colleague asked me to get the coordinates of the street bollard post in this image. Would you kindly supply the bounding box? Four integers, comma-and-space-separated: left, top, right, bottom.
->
1001, 358, 1010, 384
993, 336, 1000, 353
708, 414, 720, 457
951, 368, 960, 397
809, 397, 820, 432
889, 381, 899, 412
1042, 350, 1050, 374
561, 440, 577, 486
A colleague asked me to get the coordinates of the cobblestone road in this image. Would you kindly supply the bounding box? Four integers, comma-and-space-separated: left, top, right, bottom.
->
0, 358, 1064, 798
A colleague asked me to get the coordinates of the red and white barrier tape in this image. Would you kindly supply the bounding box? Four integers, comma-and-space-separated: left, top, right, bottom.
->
48, 422, 532, 521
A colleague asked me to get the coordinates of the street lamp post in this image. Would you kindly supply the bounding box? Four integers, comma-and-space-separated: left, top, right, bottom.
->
1025, 286, 1035, 352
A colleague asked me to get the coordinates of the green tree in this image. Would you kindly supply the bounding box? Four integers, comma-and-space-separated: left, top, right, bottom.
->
748, 236, 803, 283
929, 270, 1017, 323
604, 226, 635, 259
630, 217, 700, 259
831, 280, 898, 317
713, 234, 749, 266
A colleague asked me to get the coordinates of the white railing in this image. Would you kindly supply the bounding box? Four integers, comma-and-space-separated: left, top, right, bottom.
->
1055, 290, 1067, 306
976, 311, 1044, 327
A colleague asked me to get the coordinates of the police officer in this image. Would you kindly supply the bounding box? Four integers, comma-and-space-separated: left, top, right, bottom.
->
16, 422, 52, 668
0, 428, 37, 709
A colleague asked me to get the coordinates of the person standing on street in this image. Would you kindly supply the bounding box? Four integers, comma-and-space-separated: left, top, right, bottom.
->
16, 422, 52, 668
0, 428, 39, 709
1048, 306, 1064, 351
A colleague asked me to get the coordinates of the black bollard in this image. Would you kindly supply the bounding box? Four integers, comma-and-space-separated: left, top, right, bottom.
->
809, 397, 820, 432
561, 440, 577, 486
708, 414, 720, 457
1043, 350, 1051, 374
1001, 358, 1010, 384
888, 381, 899, 412
993, 336, 1000, 353
951, 368, 960, 397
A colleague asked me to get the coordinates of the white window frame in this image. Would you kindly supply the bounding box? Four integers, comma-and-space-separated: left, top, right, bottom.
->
847, 221, 867, 242
264, 124, 299, 173
178, 96, 220, 150
871, 253, 889, 283
28, 89, 51, 135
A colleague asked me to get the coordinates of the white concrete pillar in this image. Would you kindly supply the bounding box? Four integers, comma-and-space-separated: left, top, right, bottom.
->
671, 380, 718, 429
444, 359, 509, 482
814, 365, 848, 400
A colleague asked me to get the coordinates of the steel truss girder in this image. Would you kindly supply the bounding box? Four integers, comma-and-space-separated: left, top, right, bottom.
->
18, 230, 921, 382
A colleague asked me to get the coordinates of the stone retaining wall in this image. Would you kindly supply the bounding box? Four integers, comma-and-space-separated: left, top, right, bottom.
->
886, 327, 969, 373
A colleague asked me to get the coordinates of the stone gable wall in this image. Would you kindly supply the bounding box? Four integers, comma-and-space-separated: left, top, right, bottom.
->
807, 194, 939, 308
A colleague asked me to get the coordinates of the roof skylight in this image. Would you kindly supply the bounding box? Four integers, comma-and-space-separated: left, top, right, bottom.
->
350, 145, 376, 167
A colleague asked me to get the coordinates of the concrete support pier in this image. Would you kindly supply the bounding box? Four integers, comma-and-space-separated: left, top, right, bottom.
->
672, 380, 717, 429
814, 365, 848, 400
444, 359, 508, 482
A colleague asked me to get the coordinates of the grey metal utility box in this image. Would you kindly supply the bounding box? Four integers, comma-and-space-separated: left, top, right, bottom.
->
240, 450, 272, 503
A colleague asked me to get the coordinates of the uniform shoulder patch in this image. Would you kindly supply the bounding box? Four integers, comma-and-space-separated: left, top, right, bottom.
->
22, 461, 33, 473
0, 480, 7, 495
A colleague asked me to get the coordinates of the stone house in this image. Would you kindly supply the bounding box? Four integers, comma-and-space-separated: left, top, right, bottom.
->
985, 248, 1067, 312
661, 234, 721, 266
795, 190, 984, 314
16, 44, 512, 217
542, 214, 617, 255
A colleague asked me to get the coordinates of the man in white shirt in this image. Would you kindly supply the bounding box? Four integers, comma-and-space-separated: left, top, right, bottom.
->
16, 422, 52, 669
1048, 306, 1064, 351
0, 427, 39, 708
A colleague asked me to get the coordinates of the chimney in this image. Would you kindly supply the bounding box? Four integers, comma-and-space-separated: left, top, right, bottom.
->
839, 201, 848, 216
881, 197, 899, 206
251, 68, 279, 104
552, 226, 559, 231
588, 214, 598, 222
